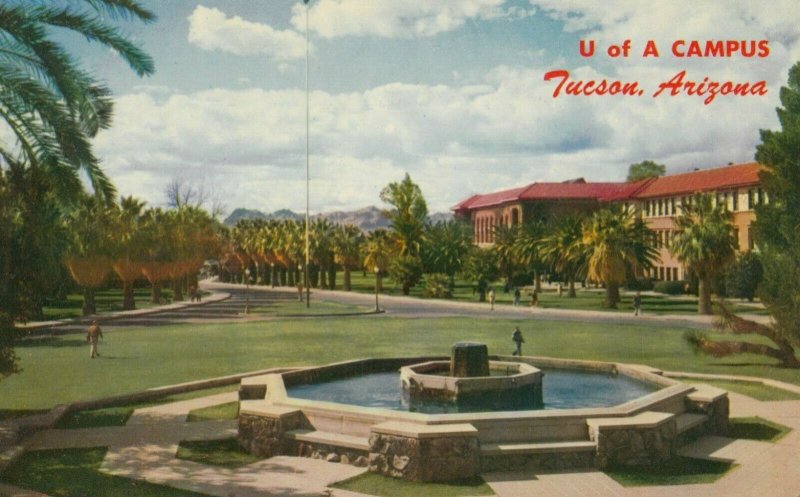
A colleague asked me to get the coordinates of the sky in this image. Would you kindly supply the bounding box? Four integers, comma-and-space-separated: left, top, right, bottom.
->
58, 0, 800, 214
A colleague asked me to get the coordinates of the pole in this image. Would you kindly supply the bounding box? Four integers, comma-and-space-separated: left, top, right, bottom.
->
304, 0, 311, 308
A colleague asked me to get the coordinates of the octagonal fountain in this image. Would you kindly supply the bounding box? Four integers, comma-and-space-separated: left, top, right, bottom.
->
238, 344, 730, 482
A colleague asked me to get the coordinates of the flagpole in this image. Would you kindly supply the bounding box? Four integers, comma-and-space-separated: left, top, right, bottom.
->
304, 0, 311, 308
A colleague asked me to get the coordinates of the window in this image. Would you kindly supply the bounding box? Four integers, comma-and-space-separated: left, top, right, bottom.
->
670, 197, 676, 215
748, 189, 754, 209
732, 191, 739, 211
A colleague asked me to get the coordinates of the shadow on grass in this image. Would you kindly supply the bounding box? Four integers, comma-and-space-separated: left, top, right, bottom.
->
729, 417, 791, 442
604, 456, 735, 487
332, 472, 494, 497
176, 438, 263, 468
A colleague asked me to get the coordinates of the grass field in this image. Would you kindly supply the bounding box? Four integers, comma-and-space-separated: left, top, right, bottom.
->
685, 379, 800, 402
3, 315, 799, 412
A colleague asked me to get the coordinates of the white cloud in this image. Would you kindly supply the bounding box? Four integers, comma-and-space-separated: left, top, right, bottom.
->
188, 5, 306, 60
290, 0, 510, 39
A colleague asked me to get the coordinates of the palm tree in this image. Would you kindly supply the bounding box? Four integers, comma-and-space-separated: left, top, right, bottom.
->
110, 196, 147, 310
362, 229, 393, 292
513, 220, 547, 292
671, 194, 737, 314
380, 173, 428, 257
333, 224, 364, 291
0, 1, 155, 203
540, 215, 588, 298
492, 224, 518, 290
583, 206, 657, 308
423, 220, 471, 288
64, 195, 114, 315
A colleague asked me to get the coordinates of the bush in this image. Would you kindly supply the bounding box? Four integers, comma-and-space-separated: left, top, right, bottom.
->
626, 277, 654, 291
388, 255, 423, 296
423, 273, 452, 298
654, 280, 686, 295
726, 252, 763, 302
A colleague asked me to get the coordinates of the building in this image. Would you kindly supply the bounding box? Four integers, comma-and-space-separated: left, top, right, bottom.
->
452, 162, 765, 281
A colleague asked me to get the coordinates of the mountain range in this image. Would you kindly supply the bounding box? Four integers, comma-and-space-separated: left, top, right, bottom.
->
223, 206, 452, 231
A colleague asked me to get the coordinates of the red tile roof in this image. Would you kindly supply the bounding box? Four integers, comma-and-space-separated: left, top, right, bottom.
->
635, 163, 762, 198
452, 163, 763, 213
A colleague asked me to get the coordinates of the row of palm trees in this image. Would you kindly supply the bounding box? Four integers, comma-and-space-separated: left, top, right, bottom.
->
64, 196, 220, 315
224, 193, 737, 315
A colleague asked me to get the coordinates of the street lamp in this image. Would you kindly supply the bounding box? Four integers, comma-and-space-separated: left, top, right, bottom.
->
244, 268, 251, 314
298, 264, 304, 302
374, 266, 380, 312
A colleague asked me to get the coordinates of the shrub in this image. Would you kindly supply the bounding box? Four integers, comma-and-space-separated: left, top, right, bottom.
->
423, 273, 452, 298
654, 280, 686, 295
626, 277, 654, 291
726, 252, 763, 302
388, 255, 423, 296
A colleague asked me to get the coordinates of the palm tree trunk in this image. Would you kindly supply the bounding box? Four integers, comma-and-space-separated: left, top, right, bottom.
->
328, 265, 336, 290
151, 282, 162, 304
320, 265, 328, 289
343, 268, 352, 291
288, 268, 295, 286
568, 279, 577, 298
534, 270, 542, 293
698, 277, 713, 314
173, 278, 184, 302
122, 280, 136, 310
280, 268, 287, 286
604, 282, 620, 308
82, 287, 96, 316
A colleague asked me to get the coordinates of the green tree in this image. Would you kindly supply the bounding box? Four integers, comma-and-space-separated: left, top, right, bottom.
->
754, 60, 800, 349
333, 224, 364, 291
583, 207, 657, 308
110, 196, 147, 310
626, 160, 666, 182
362, 229, 393, 292
389, 255, 423, 296
540, 215, 588, 298
463, 247, 499, 302
380, 173, 428, 257
492, 224, 519, 290
725, 252, 763, 302
513, 221, 547, 292
422, 220, 471, 287
670, 194, 737, 314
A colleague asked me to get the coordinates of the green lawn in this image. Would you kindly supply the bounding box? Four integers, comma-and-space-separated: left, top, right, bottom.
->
685, 379, 800, 402
729, 417, 791, 442
4, 316, 800, 412
186, 401, 239, 422
176, 438, 262, 468
340, 273, 767, 316
605, 457, 736, 486
332, 473, 494, 497
41, 287, 175, 320
55, 385, 238, 428
0, 448, 208, 497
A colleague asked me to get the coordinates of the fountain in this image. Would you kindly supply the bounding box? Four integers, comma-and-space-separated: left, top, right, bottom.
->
238, 343, 730, 482
400, 342, 543, 411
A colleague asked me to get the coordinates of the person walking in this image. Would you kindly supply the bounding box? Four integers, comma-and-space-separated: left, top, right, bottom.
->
86, 320, 103, 358
633, 291, 642, 317
489, 287, 496, 310
511, 326, 525, 356
513, 287, 521, 306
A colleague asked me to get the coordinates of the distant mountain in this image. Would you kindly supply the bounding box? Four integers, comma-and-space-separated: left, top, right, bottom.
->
224, 206, 453, 231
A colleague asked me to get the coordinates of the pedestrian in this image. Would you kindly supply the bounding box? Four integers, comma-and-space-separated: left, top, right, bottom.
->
633, 291, 642, 317
530, 290, 539, 307
513, 287, 521, 306
86, 320, 103, 358
489, 287, 496, 310
511, 326, 525, 356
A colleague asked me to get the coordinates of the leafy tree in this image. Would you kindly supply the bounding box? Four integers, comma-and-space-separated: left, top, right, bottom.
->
513, 220, 548, 292
627, 160, 666, 182
362, 229, 393, 292
583, 206, 657, 308
463, 247, 499, 302
725, 252, 763, 302
670, 194, 737, 314
422, 220, 471, 287
492, 224, 519, 290
754, 60, 800, 349
389, 255, 423, 296
380, 173, 428, 257
540, 215, 588, 298
333, 224, 364, 291
110, 196, 147, 310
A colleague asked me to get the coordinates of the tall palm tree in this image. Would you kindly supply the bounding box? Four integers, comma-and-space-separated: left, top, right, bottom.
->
671, 194, 737, 314
380, 173, 428, 257
111, 196, 146, 310
362, 229, 393, 292
423, 220, 472, 288
513, 220, 547, 292
492, 224, 518, 290
333, 224, 364, 291
0, 1, 155, 203
583, 206, 657, 308
540, 215, 588, 298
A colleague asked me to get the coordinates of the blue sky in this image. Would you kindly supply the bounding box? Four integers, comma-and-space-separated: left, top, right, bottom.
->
60, 0, 800, 214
